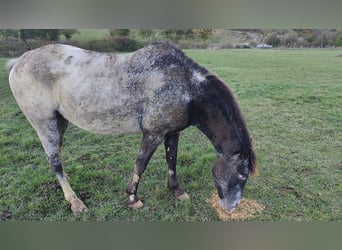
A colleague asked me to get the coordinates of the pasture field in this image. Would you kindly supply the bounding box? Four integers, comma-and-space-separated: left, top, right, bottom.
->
0, 48, 341, 221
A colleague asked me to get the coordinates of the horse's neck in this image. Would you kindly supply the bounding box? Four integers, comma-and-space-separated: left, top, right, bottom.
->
191, 99, 241, 155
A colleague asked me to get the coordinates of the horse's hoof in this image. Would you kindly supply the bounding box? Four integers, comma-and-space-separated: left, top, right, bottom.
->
172, 187, 190, 201
176, 192, 190, 201
70, 199, 88, 215
128, 199, 144, 209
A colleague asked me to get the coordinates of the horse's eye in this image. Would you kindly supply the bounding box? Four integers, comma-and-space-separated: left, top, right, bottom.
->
238, 174, 247, 181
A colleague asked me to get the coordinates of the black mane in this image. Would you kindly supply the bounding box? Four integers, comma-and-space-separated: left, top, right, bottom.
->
201, 74, 257, 174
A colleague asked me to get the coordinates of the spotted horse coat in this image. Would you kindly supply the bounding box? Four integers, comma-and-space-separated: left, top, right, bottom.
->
7, 42, 257, 215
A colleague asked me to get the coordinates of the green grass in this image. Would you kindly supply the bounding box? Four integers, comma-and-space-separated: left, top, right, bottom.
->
1, 48, 342, 221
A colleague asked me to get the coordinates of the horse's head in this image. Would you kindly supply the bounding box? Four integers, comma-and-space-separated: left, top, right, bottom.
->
212, 150, 254, 213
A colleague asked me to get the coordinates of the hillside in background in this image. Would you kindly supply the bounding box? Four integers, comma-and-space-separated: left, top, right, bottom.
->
208, 29, 342, 49
208, 29, 263, 48
1, 29, 342, 56
69, 29, 342, 48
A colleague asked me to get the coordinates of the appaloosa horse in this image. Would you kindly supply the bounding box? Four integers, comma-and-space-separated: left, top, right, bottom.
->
7, 42, 257, 215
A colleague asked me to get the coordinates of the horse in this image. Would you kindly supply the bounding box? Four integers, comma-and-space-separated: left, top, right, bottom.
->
7, 42, 257, 215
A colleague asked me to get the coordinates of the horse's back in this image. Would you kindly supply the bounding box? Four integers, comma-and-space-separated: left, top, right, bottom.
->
9, 44, 194, 135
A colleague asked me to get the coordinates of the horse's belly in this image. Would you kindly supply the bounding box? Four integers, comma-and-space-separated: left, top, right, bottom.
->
82, 116, 140, 135
59, 106, 141, 135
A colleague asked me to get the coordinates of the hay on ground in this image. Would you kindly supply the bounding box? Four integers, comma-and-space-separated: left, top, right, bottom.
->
208, 193, 265, 221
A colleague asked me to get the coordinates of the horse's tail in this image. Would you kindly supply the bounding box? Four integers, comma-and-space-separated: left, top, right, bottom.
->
6, 58, 18, 74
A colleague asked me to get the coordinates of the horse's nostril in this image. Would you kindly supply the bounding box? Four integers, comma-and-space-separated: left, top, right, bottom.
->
218, 198, 240, 213
226, 207, 236, 214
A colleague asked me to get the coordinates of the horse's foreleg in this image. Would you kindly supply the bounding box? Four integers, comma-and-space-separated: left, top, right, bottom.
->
164, 133, 190, 201
126, 132, 164, 209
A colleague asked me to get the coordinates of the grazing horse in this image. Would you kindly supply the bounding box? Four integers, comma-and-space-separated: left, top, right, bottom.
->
7, 42, 257, 215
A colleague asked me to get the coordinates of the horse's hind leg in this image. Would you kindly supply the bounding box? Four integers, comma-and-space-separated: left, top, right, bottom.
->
164, 133, 190, 200
32, 112, 87, 215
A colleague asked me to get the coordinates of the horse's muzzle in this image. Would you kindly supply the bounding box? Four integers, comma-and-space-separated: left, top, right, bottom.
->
218, 197, 241, 213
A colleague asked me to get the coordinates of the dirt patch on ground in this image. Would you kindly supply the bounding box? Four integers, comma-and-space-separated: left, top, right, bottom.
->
208, 193, 265, 221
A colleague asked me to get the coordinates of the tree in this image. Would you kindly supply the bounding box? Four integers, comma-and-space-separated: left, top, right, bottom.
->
334, 33, 342, 47
160, 29, 193, 41
161, 29, 174, 40
19, 29, 35, 41
0, 29, 19, 39
284, 30, 298, 47
110, 29, 130, 37
59, 29, 79, 40
193, 29, 214, 41
161, 29, 179, 41
19, 29, 60, 41
45, 30, 59, 41
263, 32, 281, 47
137, 29, 154, 41
184, 29, 195, 39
